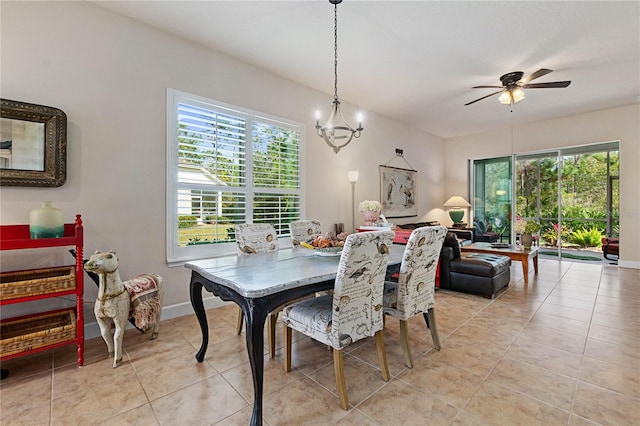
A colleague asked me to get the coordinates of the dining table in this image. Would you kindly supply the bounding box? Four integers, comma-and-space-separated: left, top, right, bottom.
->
186, 243, 406, 426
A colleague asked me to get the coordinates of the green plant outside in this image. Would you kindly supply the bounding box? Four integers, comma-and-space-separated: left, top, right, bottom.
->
178, 224, 232, 246
568, 227, 603, 248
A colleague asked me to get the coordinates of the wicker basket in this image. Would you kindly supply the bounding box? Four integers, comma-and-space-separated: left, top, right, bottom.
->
0, 309, 76, 358
0, 265, 75, 301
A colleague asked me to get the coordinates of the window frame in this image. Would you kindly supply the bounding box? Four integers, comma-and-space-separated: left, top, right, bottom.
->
166, 88, 305, 265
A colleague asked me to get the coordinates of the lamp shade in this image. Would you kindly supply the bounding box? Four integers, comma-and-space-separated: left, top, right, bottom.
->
443, 196, 471, 208
347, 170, 359, 183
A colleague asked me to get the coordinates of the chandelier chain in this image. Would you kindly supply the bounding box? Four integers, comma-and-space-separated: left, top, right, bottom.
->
333, 1, 338, 100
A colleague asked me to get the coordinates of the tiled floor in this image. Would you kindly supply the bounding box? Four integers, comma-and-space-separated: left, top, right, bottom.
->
1, 259, 638, 425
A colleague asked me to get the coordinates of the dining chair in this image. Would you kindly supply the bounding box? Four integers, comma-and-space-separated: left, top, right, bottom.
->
234, 223, 280, 357
382, 225, 448, 368
289, 219, 322, 247
282, 229, 395, 410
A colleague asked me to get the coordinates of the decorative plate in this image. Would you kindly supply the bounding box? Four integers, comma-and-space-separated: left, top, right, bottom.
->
314, 247, 342, 257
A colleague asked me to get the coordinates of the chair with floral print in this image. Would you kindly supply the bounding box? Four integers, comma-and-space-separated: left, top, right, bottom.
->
289, 219, 322, 247
382, 225, 448, 368
282, 230, 395, 409
234, 223, 280, 357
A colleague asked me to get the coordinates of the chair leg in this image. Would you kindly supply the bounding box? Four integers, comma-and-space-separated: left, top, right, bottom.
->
284, 323, 292, 372
267, 312, 278, 358
333, 349, 349, 410
424, 308, 441, 351
235, 306, 243, 334
375, 330, 390, 381
399, 320, 413, 369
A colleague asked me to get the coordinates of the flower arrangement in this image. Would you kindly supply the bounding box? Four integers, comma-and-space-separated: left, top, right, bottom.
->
514, 218, 541, 235
358, 200, 382, 213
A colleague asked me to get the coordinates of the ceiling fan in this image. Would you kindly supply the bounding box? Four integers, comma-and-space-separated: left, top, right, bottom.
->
465, 68, 571, 106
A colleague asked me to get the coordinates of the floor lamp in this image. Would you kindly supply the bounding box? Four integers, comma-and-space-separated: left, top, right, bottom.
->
348, 171, 359, 233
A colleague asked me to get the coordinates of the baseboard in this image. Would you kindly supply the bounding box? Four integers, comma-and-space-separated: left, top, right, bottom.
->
84, 295, 228, 339
618, 259, 640, 270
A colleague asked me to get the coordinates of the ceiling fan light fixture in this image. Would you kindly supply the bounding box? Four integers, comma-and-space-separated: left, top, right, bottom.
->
499, 87, 525, 105
315, 0, 363, 154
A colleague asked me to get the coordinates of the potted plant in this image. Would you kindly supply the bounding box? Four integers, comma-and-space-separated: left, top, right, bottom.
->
359, 200, 382, 226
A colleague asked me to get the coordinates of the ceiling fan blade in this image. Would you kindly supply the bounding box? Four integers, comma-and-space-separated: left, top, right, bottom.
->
522, 81, 571, 89
464, 89, 505, 106
471, 85, 503, 89
520, 68, 553, 84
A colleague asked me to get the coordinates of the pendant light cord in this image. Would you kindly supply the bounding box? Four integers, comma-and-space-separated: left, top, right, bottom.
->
333, 2, 339, 101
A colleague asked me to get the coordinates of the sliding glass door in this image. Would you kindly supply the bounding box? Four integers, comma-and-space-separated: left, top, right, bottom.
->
473, 157, 512, 242
474, 142, 619, 260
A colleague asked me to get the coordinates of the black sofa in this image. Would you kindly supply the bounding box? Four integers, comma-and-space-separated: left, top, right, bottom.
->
438, 233, 511, 298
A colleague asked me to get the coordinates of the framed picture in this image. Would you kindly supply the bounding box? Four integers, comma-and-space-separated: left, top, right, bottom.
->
0, 99, 67, 187
379, 165, 417, 218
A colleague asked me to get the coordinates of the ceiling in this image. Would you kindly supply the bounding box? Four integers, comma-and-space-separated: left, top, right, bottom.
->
92, 1, 639, 139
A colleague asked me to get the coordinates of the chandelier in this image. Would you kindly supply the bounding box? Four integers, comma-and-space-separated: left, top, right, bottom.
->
315, 0, 363, 154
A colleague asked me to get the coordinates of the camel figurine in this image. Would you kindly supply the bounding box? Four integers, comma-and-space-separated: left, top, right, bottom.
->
84, 250, 164, 368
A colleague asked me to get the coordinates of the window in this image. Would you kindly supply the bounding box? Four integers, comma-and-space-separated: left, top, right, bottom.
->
166, 89, 304, 264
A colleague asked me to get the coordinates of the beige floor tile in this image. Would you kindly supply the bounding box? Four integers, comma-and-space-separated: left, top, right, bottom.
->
528, 311, 591, 337
464, 380, 570, 425
214, 406, 261, 425
397, 355, 485, 408
261, 376, 351, 424
0, 399, 51, 426
2, 259, 638, 425
136, 351, 219, 401
487, 359, 577, 411
52, 368, 149, 424
0, 351, 52, 382
357, 379, 459, 425
222, 352, 305, 402
503, 339, 583, 379
519, 323, 587, 354
151, 375, 248, 425
100, 403, 160, 426
588, 322, 640, 349
0, 371, 51, 419
333, 408, 381, 425
308, 353, 388, 407
423, 336, 504, 377
536, 303, 593, 323
572, 380, 640, 425
579, 356, 640, 399
584, 337, 640, 369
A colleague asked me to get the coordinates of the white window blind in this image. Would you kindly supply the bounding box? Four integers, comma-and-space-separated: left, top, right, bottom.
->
167, 89, 304, 264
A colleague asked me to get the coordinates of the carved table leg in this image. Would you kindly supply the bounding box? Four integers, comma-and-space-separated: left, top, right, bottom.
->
245, 298, 269, 426
190, 278, 209, 362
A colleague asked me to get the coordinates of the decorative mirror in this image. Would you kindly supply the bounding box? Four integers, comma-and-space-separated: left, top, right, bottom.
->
0, 99, 67, 187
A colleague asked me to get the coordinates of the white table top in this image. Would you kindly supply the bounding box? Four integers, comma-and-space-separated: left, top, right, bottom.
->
186, 244, 406, 298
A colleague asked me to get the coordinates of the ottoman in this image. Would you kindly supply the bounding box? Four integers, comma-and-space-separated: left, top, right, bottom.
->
446, 252, 511, 298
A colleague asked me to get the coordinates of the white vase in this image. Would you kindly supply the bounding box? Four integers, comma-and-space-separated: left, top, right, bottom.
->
30, 201, 64, 239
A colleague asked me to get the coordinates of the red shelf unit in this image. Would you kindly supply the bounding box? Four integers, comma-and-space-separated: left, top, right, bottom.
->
0, 215, 84, 366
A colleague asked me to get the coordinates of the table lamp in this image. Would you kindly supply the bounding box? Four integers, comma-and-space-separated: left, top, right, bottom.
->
444, 195, 471, 226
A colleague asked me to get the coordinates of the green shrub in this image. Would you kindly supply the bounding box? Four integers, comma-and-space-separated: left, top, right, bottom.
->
541, 222, 572, 247
568, 228, 603, 248
178, 215, 198, 229
203, 215, 231, 224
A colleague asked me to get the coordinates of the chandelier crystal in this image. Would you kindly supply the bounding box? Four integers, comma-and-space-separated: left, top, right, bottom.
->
315, 0, 363, 154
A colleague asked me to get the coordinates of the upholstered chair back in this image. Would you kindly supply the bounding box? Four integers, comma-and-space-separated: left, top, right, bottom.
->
234, 223, 279, 255
289, 220, 322, 246
387, 226, 447, 320
329, 230, 394, 348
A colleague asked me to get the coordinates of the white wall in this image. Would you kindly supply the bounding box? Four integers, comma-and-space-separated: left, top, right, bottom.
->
0, 1, 445, 331
444, 104, 640, 269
